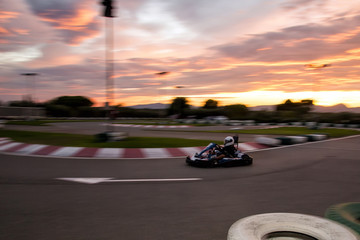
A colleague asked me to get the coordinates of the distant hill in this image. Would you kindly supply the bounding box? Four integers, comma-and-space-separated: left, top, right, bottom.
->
127, 103, 169, 109
312, 104, 360, 113
249, 105, 275, 111
128, 103, 360, 113
249, 103, 360, 113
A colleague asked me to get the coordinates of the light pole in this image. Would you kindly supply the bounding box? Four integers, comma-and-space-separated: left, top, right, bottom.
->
20, 73, 38, 120
21, 73, 38, 102
155, 71, 171, 103
304, 63, 331, 126
304, 63, 331, 95
101, 0, 115, 132
175, 85, 185, 98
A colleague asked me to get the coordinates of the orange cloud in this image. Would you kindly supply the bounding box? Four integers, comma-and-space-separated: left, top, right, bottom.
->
0, 11, 19, 22
0, 27, 11, 35
256, 47, 272, 51
35, 6, 100, 45
266, 69, 303, 75
39, 8, 96, 31
283, 37, 319, 47
13, 28, 30, 35
143, 82, 162, 86
111, 70, 155, 79
346, 48, 360, 54
325, 26, 360, 43
26, 54, 82, 68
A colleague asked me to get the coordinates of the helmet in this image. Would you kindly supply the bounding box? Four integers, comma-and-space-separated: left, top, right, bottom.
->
224, 136, 234, 147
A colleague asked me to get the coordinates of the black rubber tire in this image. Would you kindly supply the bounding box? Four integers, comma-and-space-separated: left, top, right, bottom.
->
228, 213, 360, 240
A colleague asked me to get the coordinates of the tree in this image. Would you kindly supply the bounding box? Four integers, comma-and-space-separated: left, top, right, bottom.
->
49, 96, 94, 109
276, 99, 313, 115
223, 104, 248, 119
9, 100, 37, 107
203, 99, 218, 109
45, 104, 73, 117
167, 97, 190, 116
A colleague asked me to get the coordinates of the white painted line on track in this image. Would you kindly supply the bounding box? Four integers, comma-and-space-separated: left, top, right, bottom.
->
57, 177, 203, 184
107, 178, 202, 183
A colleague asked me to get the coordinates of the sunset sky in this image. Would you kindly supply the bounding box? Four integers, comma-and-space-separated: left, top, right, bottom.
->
1, 0, 360, 107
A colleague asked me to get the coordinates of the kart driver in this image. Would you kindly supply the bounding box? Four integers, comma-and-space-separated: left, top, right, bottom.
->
195, 136, 238, 161
211, 136, 237, 160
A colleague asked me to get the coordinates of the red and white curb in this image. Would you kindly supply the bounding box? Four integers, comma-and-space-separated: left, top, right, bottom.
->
0, 137, 269, 159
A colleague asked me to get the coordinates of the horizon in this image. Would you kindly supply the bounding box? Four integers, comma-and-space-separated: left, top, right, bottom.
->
127, 101, 359, 109
1, 1, 360, 108
3, 94, 359, 109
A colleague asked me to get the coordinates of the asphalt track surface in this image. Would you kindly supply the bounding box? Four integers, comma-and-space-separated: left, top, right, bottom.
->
1, 123, 360, 240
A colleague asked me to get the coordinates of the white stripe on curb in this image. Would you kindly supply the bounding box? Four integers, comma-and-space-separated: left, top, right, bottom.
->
238, 143, 257, 151
0, 140, 12, 145
179, 147, 202, 156
95, 148, 123, 158
0, 142, 22, 151
50, 147, 83, 157
0, 138, 11, 144
16, 144, 48, 154
143, 148, 172, 158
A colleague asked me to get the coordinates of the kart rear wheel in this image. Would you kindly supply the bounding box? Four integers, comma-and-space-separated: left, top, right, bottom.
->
242, 154, 253, 165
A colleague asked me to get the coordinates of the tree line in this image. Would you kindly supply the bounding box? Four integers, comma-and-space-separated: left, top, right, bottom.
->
4, 96, 360, 123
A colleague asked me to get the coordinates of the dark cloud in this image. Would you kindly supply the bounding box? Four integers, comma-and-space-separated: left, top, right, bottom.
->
165, 0, 252, 36
211, 14, 360, 62
26, 0, 78, 17
2, 0, 360, 106
281, 0, 321, 11
25, 0, 101, 45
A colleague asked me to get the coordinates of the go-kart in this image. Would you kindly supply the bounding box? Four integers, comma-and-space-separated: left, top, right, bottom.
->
186, 138, 253, 167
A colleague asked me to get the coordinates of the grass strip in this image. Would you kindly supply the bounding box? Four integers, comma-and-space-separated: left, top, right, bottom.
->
5, 120, 212, 127
0, 129, 219, 148
5, 120, 104, 126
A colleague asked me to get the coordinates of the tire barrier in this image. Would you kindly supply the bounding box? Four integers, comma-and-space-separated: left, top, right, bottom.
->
304, 134, 328, 141
255, 134, 328, 147
325, 202, 360, 236
275, 136, 293, 145
288, 136, 308, 144
255, 136, 281, 146
228, 213, 360, 240
94, 131, 128, 142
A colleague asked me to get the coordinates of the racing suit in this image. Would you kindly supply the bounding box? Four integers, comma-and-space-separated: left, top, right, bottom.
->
219, 145, 237, 158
